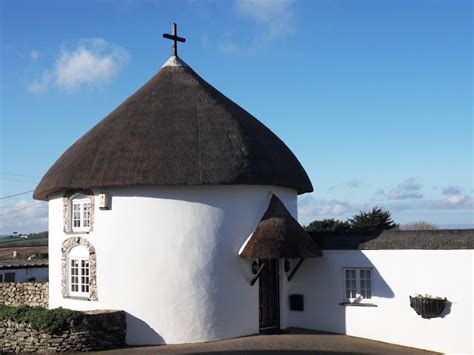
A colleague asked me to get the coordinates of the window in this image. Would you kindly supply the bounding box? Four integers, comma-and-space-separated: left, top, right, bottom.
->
71, 195, 91, 232
0, 272, 15, 283
343, 268, 372, 302
69, 258, 90, 296
67, 245, 90, 298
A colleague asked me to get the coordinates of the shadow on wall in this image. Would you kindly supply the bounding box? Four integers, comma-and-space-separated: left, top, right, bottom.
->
440, 300, 452, 318
125, 312, 164, 345
288, 250, 395, 335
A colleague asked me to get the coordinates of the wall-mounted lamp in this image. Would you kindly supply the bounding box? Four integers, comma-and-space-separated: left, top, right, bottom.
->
284, 259, 291, 273
98, 193, 109, 209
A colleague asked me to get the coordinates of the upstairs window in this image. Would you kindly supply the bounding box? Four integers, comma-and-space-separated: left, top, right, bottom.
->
71, 195, 91, 233
343, 268, 372, 302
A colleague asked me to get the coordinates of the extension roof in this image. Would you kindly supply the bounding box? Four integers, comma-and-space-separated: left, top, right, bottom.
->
240, 194, 322, 259
34, 56, 313, 200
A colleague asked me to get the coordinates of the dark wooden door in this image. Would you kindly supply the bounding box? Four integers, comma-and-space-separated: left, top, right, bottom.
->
259, 259, 280, 330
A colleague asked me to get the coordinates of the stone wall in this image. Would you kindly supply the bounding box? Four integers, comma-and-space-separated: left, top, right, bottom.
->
0, 282, 48, 308
0, 310, 126, 352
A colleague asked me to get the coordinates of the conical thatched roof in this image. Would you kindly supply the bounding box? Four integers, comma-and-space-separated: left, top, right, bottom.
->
34, 56, 313, 200
240, 194, 322, 259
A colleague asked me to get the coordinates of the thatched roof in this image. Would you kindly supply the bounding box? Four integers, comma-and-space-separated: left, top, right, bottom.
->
34, 56, 312, 200
240, 194, 322, 259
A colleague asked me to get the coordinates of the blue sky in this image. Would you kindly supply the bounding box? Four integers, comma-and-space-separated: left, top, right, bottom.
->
0, 0, 472, 234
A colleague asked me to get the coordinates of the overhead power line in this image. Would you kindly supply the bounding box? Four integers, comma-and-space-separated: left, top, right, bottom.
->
1, 178, 38, 184
0, 190, 35, 200
1, 172, 40, 179
0, 201, 45, 217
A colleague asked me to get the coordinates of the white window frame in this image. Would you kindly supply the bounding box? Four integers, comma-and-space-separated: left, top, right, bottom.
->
342, 267, 373, 303
68, 256, 90, 297
70, 195, 91, 233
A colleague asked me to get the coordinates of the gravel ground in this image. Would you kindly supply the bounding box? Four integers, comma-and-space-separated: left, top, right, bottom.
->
97, 328, 438, 354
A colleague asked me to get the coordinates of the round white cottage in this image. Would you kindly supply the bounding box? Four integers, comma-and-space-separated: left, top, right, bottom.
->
34, 41, 320, 345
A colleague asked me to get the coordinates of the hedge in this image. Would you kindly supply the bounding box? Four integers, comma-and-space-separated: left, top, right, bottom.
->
0, 305, 87, 334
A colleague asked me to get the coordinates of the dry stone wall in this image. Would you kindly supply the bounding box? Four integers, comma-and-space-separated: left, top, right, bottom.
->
0, 310, 126, 352
0, 282, 48, 308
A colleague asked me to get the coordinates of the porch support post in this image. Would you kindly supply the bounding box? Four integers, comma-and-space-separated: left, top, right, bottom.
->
250, 262, 266, 286
287, 258, 304, 282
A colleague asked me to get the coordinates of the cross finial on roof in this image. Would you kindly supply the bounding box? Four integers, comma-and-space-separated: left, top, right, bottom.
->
162, 23, 186, 57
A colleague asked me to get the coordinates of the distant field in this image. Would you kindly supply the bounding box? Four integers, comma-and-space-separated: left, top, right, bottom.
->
0, 237, 48, 247
0, 245, 48, 260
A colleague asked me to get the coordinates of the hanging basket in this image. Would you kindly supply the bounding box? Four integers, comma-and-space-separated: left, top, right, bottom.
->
409, 295, 447, 319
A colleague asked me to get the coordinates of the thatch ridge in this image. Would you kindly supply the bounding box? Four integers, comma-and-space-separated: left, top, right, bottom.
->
240, 194, 322, 259
34, 58, 313, 200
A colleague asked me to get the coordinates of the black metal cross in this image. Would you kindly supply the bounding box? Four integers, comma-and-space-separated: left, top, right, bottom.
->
162, 23, 186, 57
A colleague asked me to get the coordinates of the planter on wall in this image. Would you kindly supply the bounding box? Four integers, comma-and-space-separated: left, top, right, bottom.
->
409, 295, 447, 319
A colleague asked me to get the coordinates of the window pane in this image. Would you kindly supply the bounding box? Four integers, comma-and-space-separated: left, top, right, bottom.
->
83, 203, 90, 227
0, 274, 3, 282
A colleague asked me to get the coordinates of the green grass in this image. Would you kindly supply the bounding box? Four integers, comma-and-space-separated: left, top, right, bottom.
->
0, 237, 48, 247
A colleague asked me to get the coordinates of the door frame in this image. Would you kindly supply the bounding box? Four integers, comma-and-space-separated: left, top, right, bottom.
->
258, 258, 280, 331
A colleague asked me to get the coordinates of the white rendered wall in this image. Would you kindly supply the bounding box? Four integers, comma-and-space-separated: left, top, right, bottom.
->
1, 267, 48, 282
48, 185, 297, 345
287, 250, 473, 354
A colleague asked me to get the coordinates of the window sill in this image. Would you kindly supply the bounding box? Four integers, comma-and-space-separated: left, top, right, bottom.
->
65, 231, 91, 235
64, 295, 92, 301
339, 302, 378, 307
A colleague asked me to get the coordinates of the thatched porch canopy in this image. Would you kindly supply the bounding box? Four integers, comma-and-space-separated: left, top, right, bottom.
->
240, 194, 322, 259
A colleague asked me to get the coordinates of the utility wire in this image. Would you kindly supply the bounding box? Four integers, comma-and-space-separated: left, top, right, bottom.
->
1, 178, 38, 184
1, 172, 40, 179
0, 201, 45, 217
0, 190, 35, 200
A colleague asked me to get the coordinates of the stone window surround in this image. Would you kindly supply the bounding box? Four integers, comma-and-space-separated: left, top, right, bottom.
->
63, 189, 95, 234
61, 237, 97, 301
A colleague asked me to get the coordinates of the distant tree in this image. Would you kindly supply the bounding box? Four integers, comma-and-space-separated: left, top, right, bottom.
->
348, 207, 397, 235
305, 218, 351, 235
401, 221, 438, 230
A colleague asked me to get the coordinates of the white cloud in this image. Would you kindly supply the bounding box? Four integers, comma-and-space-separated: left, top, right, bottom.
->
0, 200, 48, 235
235, 0, 295, 39
441, 194, 473, 209
441, 185, 462, 196
28, 38, 128, 93
220, 0, 295, 53
388, 177, 423, 200
298, 196, 360, 219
